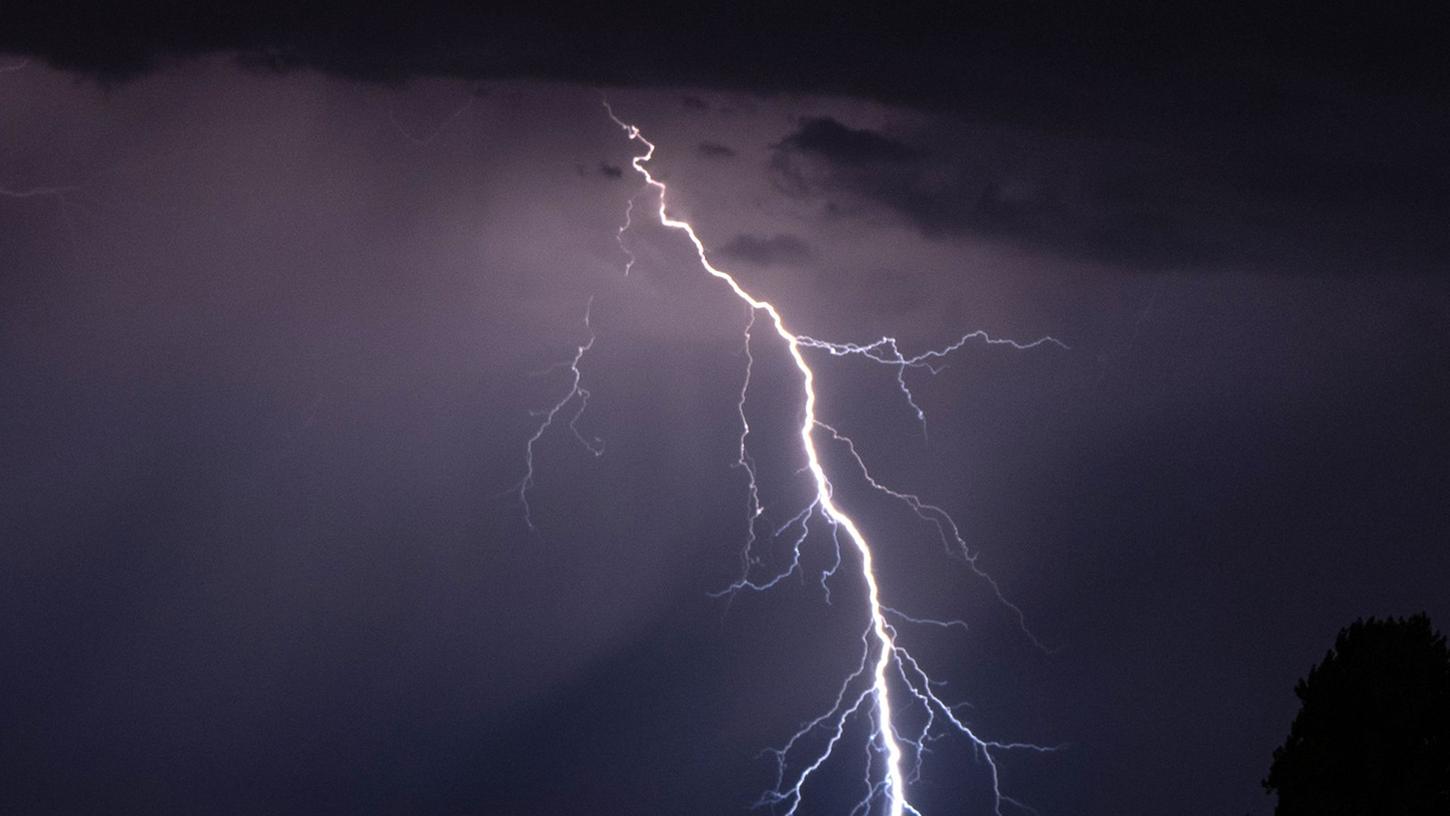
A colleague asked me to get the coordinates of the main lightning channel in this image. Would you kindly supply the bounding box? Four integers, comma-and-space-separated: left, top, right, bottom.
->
602, 103, 917, 816
525, 102, 1068, 815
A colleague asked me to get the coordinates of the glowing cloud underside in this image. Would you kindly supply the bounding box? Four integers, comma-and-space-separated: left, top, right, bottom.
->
517, 102, 1066, 815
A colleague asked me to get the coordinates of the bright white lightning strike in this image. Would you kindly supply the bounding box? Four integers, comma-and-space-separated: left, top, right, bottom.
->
517, 102, 1065, 815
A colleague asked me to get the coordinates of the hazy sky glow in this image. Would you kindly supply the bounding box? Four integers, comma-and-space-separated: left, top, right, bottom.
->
2, 13, 1448, 815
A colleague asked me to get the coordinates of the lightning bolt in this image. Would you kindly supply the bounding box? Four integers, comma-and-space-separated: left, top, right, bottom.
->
511, 295, 604, 533
516, 101, 1065, 813
617, 195, 638, 276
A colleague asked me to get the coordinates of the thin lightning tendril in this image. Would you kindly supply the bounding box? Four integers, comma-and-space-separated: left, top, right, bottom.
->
388, 94, 478, 147
617, 195, 638, 276
511, 295, 604, 533
517, 101, 1064, 813
1, 184, 85, 229
797, 332, 1066, 435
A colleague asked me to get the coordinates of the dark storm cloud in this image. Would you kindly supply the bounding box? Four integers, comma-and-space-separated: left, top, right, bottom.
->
770, 117, 1450, 274
1, 5, 1441, 164
770, 123, 1215, 269
598, 163, 623, 179
697, 141, 736, 159
713, 232, 813, 266
681, 95, 707, 111
776, 117, 922, 166
2, 2, 1446, 277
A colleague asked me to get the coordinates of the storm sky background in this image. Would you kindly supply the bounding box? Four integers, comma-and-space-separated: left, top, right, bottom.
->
2, 5, 1448, 816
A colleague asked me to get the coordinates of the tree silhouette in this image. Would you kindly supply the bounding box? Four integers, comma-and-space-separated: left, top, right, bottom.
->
1264, 613, 1450, 815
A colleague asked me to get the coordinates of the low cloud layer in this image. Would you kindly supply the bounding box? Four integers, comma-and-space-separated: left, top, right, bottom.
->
776, 117, 921, 166
3, 4, 1446, 278
713, 232, 813, 266
770, 115, 1450, 275
696, 141, 736, 159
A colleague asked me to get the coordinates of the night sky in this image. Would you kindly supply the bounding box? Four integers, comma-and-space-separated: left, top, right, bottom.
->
2, 5, 1448, 815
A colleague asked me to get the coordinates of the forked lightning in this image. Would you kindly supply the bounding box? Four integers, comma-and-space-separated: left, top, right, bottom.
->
515, 101, 1065, 815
